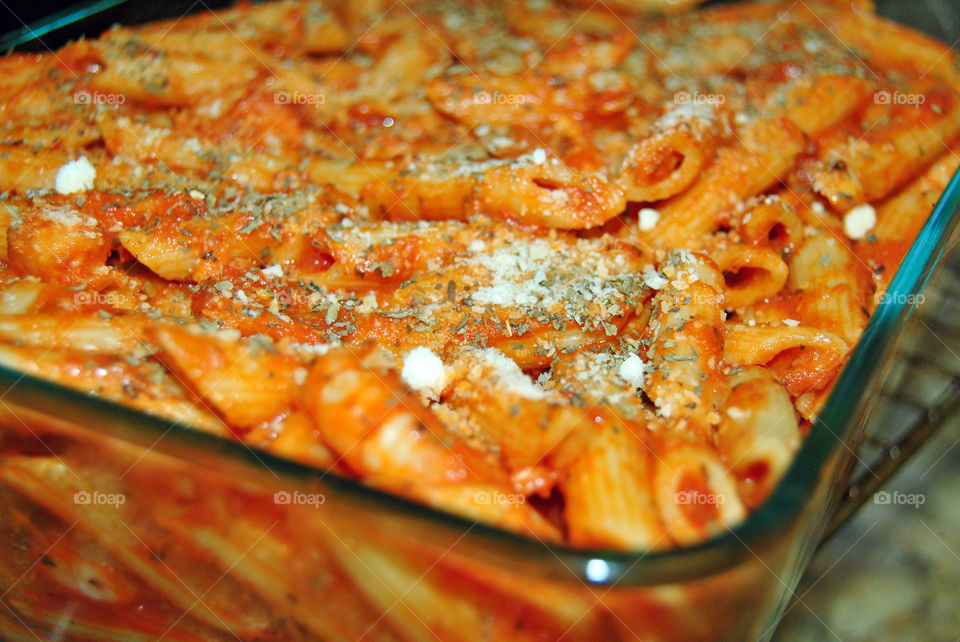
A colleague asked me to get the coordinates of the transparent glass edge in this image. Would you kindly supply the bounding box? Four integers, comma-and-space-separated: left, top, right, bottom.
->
0, 0, 957, 587
0, 0, 126, 51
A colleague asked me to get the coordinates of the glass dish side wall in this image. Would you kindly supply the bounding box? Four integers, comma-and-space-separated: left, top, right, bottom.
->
0, 399, 830, 641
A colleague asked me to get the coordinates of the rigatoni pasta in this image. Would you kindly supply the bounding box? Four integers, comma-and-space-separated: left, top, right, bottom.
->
0, 0, 957, 555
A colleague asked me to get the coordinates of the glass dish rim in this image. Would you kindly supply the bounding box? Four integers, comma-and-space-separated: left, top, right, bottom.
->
1, 0, 959, 588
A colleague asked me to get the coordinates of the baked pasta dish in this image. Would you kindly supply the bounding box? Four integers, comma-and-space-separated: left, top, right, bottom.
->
0, 0, 957, 556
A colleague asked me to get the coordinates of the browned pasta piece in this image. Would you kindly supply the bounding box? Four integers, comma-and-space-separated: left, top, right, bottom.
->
302, 344, 560, 539
361, 162, 483, 222
117, 229, 201, 281
96, 114, 213, 174
244, 411, 337, 470
307, 159, 391, 199
738, 285, 868, 348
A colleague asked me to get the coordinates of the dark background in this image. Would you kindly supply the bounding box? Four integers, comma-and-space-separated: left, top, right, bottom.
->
0, 0, 73, 34
0, 0, 233, 51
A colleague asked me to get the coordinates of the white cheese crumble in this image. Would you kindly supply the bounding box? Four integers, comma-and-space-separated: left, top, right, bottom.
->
476, 348, 545, 400
401, 347, 447, 400
262, 264, 284, 278
531, 148, 547, 165
843, 203, 876, 240
617, 354, 648, 388
783, 318, 800, 327
638, 208, 661, 232
54, 157, 96, 194
643, 269, 669, 290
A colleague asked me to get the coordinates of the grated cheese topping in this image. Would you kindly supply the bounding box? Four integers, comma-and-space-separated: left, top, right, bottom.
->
466, 235, 645, 330
473, 348, 545, 400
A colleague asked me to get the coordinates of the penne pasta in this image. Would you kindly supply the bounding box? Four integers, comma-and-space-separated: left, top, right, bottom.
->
716, 366, 801, 507
561, 414, 667, 550
0, 0, 954, 566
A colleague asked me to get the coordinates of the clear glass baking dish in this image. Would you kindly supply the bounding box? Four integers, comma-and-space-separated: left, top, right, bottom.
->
0, 1, 958, 640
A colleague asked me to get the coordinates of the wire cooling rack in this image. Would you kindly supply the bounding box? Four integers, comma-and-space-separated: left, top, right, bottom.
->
820, 239, 960, 544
